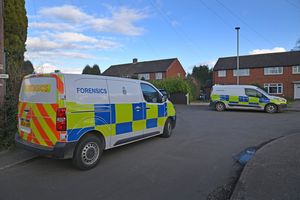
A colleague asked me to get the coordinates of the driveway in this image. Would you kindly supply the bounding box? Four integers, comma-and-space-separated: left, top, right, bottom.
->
0, 105, 299, 200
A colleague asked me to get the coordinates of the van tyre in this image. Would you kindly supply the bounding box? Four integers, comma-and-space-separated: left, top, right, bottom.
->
265, 104, 278, 113
215, 102, 225, 112
161, 118, 173, 138
73, 134, 104, 170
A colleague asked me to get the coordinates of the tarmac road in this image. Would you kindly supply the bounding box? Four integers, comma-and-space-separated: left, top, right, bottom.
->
1, 105, 300, 200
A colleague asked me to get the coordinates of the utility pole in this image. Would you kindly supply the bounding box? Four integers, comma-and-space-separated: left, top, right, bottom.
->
0, 0, 6, 107
235, 27, 240, 85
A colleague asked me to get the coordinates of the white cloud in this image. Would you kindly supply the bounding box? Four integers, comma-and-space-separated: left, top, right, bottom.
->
249, 47, 286, 55
26, 50, 93, 60
37, 5, 148, 36
34, 63, 83, 74
29, 22, 76, 31
34, 63, 58, 73
39, 5, 91, 23
27, 4, 147, 68
54, 32, 98, 43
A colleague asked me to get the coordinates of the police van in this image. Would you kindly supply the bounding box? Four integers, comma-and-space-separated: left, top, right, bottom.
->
210, 85, 287, 113
16, 73, 176, 170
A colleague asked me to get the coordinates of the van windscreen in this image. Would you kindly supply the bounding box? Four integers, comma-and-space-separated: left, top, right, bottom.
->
20, 77, 57, 103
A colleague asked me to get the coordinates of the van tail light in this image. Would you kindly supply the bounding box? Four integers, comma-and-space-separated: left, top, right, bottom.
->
56, 108, 67, 131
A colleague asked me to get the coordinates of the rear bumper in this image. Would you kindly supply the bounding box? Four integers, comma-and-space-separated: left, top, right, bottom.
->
15, 133, 77, 159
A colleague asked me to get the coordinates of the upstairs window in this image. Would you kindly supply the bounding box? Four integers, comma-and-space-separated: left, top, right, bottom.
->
218, 70, 226, 77
233, 69, 250, 76
264, 67, 283, 75
292, 66, 300, 74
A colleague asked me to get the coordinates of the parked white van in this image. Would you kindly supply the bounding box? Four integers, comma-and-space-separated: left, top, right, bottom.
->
210, 85, 287, 113
16, 73, 176, 169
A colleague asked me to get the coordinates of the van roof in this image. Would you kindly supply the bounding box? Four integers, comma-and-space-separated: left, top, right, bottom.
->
213, 84, 258, 88
25, 73, 151, 85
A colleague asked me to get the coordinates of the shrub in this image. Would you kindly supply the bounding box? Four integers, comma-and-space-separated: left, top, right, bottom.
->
150, 78, 195, 101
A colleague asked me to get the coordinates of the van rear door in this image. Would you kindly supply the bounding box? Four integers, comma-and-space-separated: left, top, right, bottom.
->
18, 76, 60, 147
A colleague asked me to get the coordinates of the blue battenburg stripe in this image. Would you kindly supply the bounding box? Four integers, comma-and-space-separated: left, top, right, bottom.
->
220, 95, 229, 101
259, 98, 270, 103
132, 102, 144, 121
239, 96, 249, 102
146, 118, 157, 129
94, 104, 111, 126
249, 102, 259, 105
158, 103, 167, 117
116, 122, 132, 135
67, 127, 94, 141
111, 104, 116, 123
229, 101, 239, 104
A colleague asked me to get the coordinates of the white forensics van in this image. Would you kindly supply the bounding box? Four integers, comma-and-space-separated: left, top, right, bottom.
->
210, 85, 287, 113
16, 73, 176, 170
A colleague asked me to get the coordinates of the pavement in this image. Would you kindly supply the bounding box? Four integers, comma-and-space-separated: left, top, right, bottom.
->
0, 148, 36, 170
231, 133, 300, 200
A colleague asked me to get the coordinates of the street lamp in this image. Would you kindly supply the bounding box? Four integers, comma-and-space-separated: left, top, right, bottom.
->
235, 27, 240, 85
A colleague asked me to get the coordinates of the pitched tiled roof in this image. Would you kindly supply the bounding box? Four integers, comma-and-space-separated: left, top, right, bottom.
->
213, 51, 300, 71
103, 58, 177, 77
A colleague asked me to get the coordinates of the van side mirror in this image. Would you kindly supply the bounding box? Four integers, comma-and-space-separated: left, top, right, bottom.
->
162, 96, 167, 102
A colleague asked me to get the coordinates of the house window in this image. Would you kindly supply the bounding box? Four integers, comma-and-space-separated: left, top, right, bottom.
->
218, 70, 226, 77
138, 73, 150, 80
264, 67, 283, 75
264, 83, 283, 94
292, 66, 300, 74
155, 72, 162, 80
233, 69, 250, 76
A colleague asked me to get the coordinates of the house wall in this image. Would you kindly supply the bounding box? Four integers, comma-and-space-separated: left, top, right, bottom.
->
166, 59, 186, 79
213, 66, 300, 99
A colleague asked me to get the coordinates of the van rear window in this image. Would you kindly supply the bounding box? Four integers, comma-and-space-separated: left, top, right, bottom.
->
20, 77, 57, 103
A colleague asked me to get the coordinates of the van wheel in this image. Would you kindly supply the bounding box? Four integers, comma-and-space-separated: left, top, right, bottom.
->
265, 104, 278, 113
215, 102, 225, 112
72, 134, 104, 170
161, 118, 173, 138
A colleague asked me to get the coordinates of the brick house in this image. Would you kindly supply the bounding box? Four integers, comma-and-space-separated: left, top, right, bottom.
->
103, 58, 186, 80
213, 51, 300, 99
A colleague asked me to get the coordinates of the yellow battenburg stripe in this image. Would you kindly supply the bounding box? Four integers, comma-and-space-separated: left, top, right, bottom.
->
95, 124, 114, 137
157, 117, 167, 127
229, 96, 239, 102
167, 102, 176, 116
146, 104, 158, 119
115, 104, 133, 123
132, 120, 146, 132
67, 102, 95, 129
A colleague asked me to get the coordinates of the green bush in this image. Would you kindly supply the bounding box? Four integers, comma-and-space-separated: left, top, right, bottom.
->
150, 78, 195, 101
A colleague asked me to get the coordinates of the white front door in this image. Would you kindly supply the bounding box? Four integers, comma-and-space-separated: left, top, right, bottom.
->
294, 84, 300, 99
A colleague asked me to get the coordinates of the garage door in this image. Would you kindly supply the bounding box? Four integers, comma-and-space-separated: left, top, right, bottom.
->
295, 84, 300, 99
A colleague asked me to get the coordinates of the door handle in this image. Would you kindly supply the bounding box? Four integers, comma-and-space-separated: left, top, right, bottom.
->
146, 107, 150, 110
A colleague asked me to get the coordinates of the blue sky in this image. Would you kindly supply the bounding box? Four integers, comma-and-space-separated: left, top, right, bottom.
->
25, 0, 300, 74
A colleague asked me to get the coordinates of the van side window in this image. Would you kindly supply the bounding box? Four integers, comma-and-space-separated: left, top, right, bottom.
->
245, 88, 263, 98
141, 83, 160, 103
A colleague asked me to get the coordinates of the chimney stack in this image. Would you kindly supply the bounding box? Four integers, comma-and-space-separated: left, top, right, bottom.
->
133, 58, 138, 63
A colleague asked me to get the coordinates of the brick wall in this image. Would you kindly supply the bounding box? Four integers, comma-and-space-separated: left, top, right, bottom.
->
213, 66, 300, 98
166, 59, 186, 79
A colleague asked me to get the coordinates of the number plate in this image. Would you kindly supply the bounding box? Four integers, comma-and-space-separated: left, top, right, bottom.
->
20, 118, 30, 128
